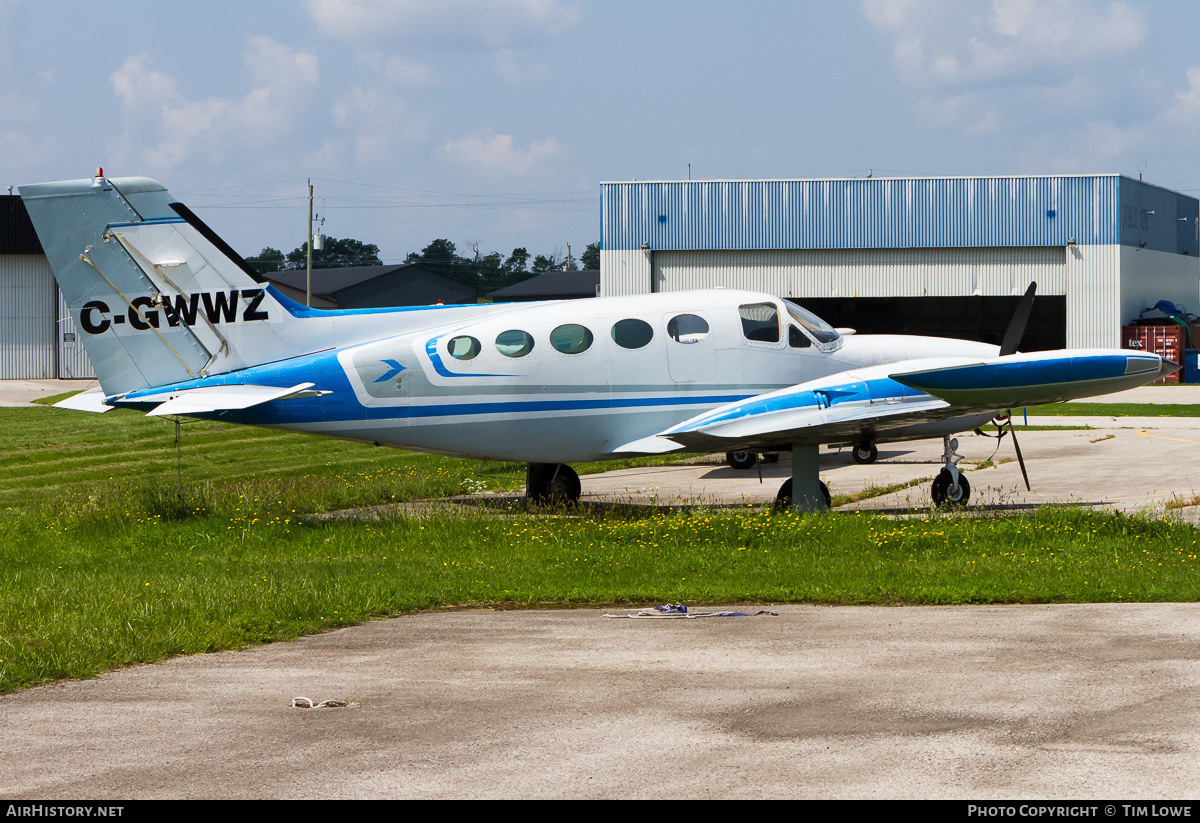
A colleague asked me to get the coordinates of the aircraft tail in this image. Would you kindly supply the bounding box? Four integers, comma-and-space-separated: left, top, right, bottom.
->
20, 171, 316, 397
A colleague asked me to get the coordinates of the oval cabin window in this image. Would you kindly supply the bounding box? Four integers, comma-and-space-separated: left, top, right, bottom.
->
496, 330, 534, 358
550, 324, 594, 354
448, 335, 481, 360
611, 318, 654, 349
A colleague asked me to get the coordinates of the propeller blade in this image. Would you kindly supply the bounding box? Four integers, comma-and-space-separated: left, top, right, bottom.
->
999, 282, 1037, 357
1006, 415, 1031, 491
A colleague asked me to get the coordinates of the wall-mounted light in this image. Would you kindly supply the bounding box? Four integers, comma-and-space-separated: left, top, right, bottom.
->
1067, 238, 1076, 246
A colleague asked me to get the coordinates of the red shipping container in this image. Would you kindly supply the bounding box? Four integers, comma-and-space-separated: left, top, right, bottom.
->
1121, 324, 1183, 383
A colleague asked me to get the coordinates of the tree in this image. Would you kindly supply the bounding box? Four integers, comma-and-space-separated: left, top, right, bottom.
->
504, 247, 530, 273
283, 237, 382, 270
246, 247, 285, 275
580, 242, 600, 271
530, 253, 558, 274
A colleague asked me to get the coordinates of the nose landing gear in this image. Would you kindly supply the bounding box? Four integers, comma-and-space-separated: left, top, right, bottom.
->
930, 436, 970, 506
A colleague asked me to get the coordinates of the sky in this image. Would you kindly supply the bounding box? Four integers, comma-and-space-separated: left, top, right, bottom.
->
3, 0, 1200, 266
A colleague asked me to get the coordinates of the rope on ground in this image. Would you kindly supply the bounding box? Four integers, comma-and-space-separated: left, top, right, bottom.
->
605, 602, 779, 619
291, 696, 350, 708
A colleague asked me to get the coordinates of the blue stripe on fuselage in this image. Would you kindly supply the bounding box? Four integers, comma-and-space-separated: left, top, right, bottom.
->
116, 348, 753, 426
425, 336, 514, 378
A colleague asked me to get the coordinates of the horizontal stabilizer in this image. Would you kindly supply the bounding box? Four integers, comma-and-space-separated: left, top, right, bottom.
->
52, 387, 114, 413
611, 434, 688, 455
141, 383, 325, 417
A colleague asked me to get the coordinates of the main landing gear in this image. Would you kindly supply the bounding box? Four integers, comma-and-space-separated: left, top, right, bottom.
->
930, 436, 970, 506
726, 451, 780, 470
726, 450, 758, 470
526, 463, 582, 503
775, 478, 831, 509
851, 441, 878, 464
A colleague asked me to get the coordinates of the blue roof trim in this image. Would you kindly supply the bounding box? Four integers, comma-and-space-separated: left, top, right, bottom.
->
601, 176, 1198, 255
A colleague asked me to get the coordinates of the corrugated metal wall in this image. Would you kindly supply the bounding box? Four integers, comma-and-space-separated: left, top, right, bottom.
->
1063, 245, 1122, 349
602, 175, 1126, 253
0, 254, 94, 379
1117, 177, 1200, 255
0, 255, 56, 378
56, 289, 93, 379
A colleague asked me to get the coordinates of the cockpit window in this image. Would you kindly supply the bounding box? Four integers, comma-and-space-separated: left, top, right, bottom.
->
496, 329, 534, 357
783, 299, 842, 347
739, 303, 780, 342
667, 314, 709, 344
788, 326, 810, 348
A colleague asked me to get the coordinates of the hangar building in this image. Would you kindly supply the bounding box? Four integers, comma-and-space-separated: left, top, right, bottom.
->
0, 194, 92, 379
599, 175, 1200, 351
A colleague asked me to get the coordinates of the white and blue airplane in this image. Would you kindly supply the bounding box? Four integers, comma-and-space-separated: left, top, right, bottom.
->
20, 171, 1179, 510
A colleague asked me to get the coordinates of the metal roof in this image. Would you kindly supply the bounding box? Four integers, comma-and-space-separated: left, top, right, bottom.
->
488, 270, 600, 301
601, 175, 1198, 256
0, 196, 44, 254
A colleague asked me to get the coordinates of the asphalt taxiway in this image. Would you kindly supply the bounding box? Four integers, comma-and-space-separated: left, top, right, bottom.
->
3, 380, 1200, 798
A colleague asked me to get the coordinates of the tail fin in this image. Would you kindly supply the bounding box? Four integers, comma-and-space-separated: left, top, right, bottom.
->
20, 172, 307, 396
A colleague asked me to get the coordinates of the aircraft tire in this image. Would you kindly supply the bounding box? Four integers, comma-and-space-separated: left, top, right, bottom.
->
773, 478, 831, 510
852, 443, 878, 464
527, 463, 581, 503
931, 469, 970, 506
726, 451, 758, 470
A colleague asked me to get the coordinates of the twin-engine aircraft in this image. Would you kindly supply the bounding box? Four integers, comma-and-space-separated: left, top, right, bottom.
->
21, 172, 1178, 509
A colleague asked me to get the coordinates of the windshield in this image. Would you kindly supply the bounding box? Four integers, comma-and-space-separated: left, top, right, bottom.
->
783, 299, 842, 348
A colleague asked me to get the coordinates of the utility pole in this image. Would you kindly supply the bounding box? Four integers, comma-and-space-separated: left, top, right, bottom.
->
306, 179, 313, 307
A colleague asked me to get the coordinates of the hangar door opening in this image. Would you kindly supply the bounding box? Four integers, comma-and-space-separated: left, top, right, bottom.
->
795, 295, 1067, 352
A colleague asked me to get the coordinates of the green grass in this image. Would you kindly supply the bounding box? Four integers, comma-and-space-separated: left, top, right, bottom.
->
3, 401, 1200, 693
1025, 403, 1200, 417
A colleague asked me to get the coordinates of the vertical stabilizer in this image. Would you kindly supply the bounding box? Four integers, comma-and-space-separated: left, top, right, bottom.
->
20, 173, 307, 396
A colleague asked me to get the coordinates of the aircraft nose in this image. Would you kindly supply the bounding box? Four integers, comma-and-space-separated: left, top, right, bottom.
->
1160, 358, 1182, 379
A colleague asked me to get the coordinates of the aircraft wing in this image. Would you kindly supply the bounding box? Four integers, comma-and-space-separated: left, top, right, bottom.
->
618, 350, 1174, 454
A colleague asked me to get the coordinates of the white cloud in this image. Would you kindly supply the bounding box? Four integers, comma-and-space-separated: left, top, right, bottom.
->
862, 0, 1146, 87
1017, 119, 1149, 172
1168, 67, 1200, 121
108, 37, 318, 170
443, 132, 562, 175
332, 86, 428, 166
491, 49, 552, 87
306, 0, 580, 48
